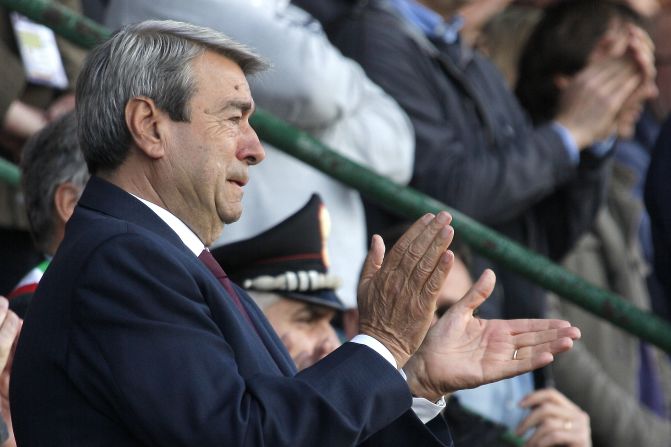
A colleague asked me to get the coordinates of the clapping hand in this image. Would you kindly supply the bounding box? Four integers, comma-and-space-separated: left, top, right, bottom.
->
357, 212, 455, 368
404, 270, 580, 401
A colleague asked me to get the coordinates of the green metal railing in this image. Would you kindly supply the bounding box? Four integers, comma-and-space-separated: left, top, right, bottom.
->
2, 0, 671, 359
0, 158, 20, 186
1, 0, 108, 48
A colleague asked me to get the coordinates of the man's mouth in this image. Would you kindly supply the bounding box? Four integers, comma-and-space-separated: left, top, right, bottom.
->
229, 178, 247, 187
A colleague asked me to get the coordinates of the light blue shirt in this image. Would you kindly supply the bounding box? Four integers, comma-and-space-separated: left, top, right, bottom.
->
388, 0, 463, 44
552, 123, 616, 164
455, 371, 535, 431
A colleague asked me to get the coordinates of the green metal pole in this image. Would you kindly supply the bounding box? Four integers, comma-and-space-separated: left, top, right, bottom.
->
3, 0, 671, 353
0, 158, 20, 186
501, 431, 525, 447
0, 0, 108, 186
250, 109, 671, 353
0, 0, 110, 48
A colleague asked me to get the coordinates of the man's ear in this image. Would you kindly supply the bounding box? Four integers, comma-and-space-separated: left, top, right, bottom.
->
53, 182, 82, 225
125, 96, 167, 159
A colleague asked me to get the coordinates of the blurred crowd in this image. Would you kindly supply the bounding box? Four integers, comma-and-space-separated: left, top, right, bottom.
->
1, 0, 671, 445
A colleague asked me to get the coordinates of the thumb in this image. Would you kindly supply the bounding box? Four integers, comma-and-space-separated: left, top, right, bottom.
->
360, 235, 386, 283
454, 269, 496, 312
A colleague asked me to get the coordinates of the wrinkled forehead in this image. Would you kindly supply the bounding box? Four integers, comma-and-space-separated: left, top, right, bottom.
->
190, 50, 255, 104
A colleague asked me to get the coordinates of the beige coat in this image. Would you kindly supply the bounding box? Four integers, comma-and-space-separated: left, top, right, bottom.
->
549, 162, 671, 447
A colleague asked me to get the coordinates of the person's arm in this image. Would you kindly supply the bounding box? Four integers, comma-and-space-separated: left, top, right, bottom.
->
2, 100, 47, 141
530, 153, 613, 262
67, 212, 460, 446
103, 0, 414, 184
0, 40, 27, 127
0, 40, 44, 148
71, 233, 412, 447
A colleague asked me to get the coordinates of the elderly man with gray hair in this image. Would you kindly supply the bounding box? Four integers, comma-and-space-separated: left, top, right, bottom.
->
7, 112, 88, 318
10, 21, 580, 446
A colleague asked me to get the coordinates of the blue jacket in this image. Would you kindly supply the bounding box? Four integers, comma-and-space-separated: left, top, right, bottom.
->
10, 176, 451, 446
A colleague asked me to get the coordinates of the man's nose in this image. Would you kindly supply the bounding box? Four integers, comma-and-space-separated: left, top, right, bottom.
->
237, 124, 265, 165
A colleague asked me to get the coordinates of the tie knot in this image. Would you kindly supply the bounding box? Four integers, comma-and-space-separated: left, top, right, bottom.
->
198, 249, 227, 279
197, 249, 258, 334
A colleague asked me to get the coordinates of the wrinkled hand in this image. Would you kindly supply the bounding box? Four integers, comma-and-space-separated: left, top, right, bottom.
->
517, 388, 591, 447
358, 212, 455, 368
404, 270, 580, 401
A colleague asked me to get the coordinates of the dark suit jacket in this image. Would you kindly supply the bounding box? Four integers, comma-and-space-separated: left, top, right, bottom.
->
10, 176, 451, 446
646, 116, 671, 321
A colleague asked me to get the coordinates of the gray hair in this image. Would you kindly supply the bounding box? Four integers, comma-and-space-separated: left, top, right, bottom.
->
21, 112, 89, 254
76, 20, 268, 174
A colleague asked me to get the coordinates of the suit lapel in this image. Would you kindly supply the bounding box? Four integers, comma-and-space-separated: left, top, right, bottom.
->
232, 283, 298, 376
78, 176, 297, 375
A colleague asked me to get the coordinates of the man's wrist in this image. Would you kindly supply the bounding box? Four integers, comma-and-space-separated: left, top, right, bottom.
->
553, 119, 591, 152
552, 121, 581, 163
356, 325, 411, 367
589, 134, 616, 157
404, 355, 443, 402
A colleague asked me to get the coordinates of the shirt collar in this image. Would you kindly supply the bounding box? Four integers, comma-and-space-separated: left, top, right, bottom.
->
388, 0, 464, 44
131, 194, 205, 256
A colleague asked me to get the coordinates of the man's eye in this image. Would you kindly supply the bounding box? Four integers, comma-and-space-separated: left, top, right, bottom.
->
228, 116, 242, 124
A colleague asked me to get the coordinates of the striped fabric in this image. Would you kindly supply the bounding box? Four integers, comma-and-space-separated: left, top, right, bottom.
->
8, 259, 50, 300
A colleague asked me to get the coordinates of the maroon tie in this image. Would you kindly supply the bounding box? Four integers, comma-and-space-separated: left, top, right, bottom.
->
198, 249, 257, 332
